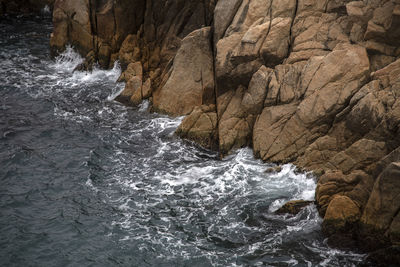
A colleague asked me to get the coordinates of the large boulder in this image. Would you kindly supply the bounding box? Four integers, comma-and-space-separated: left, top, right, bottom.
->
175, 105, 218, 150
360, 162, 400, 248
316, 170, 374, 218
323, 195, 361, 235
275, 200, 314, 215
152, 27, 215, 116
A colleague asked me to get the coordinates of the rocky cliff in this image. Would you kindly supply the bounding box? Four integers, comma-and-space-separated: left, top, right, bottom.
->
50, 0, 400, 263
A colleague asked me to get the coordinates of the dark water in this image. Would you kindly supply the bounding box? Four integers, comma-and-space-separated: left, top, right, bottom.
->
0, 16, 367, 266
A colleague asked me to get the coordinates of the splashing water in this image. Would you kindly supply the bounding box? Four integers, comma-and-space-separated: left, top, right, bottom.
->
42, 5, 51, 15
52, 45, 84, 72
0, 17, 368, 267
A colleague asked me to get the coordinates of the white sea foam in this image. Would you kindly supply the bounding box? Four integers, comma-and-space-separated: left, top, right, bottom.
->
305, 241, 366, 266
138, 100, 150, 112
50, 46, 121, 88
107, 82, 125, 101
70, 61, 122, 84
266, 164, 316, 212
85, 178, 98, 192
102, 140, 323, 264
41, 5, 51, 15
46, 45, 363, 267
52, 45, 84, 73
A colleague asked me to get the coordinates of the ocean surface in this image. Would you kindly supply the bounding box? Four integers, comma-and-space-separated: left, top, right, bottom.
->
0, 15, 368, 266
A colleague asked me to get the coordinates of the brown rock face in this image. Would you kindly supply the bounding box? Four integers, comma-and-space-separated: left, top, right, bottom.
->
50, 0, 146, 66
114, 62, 153, 106
316, 170, 374, 218
51, 0, 400, 261
275, 200, 314, 215
50, 0, 215, 111
323, 195, 360, 233
176, 105, 218, 150
152, 27, 215, 116
360, 162, 400, 248
219, 66, 272, 155
321, 195, 361, 248
253, 44, 370, 163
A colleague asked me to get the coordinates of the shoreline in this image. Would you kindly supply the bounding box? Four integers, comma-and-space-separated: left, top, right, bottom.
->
2, 0, 399, 264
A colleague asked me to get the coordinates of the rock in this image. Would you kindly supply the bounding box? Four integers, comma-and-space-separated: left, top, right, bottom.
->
263, 62, 304, 107
253, 103, 297, 162
323, 195, 361, 234
328, 139, 387, 174
115, 76, 142, 105
364, 1, 400, 49
115, 62, 153, 106
141, 78, 152, 100
50, 0, 94, 57
316, 170, 374, 217
288, 11, 350, 64
118, 61, 143, 83
373, 147, 400, 178
275, 200, 313, 215
214, 0, 297, 99
213, 0, 242, 44
265, 166, 282, 173
50, 0, 216, 82
254, 44, 370, 163
370, 54, 396, 72
152, 27, 215, 116
115, 61, 147, 106
51, 0, 147, 66
175, 105, 218, 150
322, 195, 361, 249
360, 162, 400, 248
218, 66, 272, 155
118, 34, 140, 67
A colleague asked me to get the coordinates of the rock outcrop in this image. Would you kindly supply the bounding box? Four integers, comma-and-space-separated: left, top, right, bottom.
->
50, 0, 400, 262
176, 104, 218, 150
152, 27, 215, 116
275, 200, 314, 215
50, 0, 216, 107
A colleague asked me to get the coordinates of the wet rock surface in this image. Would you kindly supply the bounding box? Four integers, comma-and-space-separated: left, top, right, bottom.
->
275, 200, 314, 215
50, 0, 400, 263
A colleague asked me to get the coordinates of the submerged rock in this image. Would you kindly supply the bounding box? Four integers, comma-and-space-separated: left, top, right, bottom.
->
275, 200, 314, 215
322, 195, 361, 236
265, 166, 282, 174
